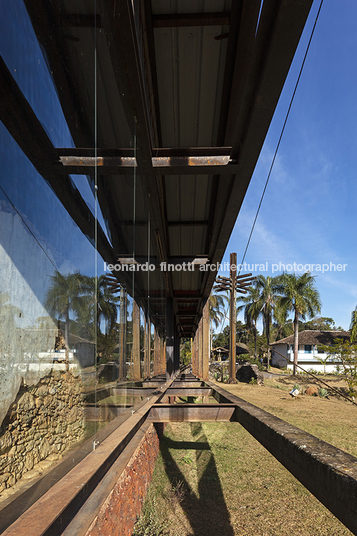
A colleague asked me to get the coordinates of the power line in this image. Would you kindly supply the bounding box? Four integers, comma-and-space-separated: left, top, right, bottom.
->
214, 0, 324, 337
238, 0, 324, 272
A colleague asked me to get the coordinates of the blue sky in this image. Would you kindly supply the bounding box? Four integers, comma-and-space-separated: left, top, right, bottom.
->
220, 0, 357, 331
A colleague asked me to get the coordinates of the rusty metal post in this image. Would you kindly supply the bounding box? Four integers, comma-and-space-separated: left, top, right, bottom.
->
153, 326, 160, 376
145, 316, 151, 378
119, 287, 127, 381
166, 298, 175, 379
196, 320, 200, 377
192, 330, 197, 376
161, 337, 166, 374
202, 300, 210, 380
131, 300, 141, 380
229, 252, 237, 383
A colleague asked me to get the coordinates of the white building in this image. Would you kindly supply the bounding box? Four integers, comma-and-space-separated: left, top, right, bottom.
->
271, 330, 350, 373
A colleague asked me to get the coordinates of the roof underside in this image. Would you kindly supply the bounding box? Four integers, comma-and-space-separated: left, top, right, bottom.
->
7, 0, 313, 337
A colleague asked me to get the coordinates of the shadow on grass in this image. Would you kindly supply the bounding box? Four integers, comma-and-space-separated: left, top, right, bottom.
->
160, 423, 234, 536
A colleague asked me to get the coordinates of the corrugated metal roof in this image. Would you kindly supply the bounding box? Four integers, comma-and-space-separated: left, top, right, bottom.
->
19, 0, 313, 336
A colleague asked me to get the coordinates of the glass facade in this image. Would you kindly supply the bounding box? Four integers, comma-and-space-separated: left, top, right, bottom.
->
0, 0, 166, 507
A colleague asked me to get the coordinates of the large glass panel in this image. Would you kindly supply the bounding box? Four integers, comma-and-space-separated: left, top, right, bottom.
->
0, 2, 168, 524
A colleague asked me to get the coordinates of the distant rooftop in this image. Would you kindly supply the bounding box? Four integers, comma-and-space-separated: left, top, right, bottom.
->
272, 330, 350, 346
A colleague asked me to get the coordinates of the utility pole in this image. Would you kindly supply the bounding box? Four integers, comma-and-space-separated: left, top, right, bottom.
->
214, 254, 256, 383
229, 253, 237, 382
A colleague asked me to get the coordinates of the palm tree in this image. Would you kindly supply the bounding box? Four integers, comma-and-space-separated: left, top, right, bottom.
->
273, 307, 294, 342
350, 306, 357, 343
237, 286, 260, 358
254, 275, 281, 368
276, 272, 321, 375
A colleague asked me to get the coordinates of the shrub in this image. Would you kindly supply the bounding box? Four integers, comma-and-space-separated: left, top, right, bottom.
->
307, 368, 319, 375
133, 496, 165, 536
318, 388, 328, 398
242, 356, 264, 371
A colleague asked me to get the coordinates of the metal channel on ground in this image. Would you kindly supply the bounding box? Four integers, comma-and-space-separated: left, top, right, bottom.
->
3, 374, 357, 535
1, 378, 174, 536
144, 373, 357, 534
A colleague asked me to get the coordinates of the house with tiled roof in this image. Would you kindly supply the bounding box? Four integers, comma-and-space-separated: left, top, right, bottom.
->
271, 330, 350, 373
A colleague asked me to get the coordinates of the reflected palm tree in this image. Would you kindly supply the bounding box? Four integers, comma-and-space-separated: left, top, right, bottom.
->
45, 271, 92, 368
45, 271, 122, 368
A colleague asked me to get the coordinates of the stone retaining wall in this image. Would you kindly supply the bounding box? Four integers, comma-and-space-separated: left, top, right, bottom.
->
0, 370, 84, 493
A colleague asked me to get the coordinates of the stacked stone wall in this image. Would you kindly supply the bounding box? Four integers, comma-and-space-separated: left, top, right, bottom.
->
0, 370, 84, 493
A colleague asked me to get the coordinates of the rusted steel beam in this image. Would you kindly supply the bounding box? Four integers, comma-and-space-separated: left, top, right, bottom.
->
59, 155, 136, 167
170, 381, 204, 388
112, 388, 156, 396
165, 388, 213, 396
152, 12, 231, 28
58, 154, 239, 175
152, 155, 230, 167
141, 381, 167, 388
148, 403, 236, 422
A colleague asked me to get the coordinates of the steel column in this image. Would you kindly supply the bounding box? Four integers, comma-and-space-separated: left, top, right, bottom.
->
153, 326, 160, 376
119, 288, 127, 381
202, 301, 210, 380
166, 298, 175, 379
131, 300, 141, 380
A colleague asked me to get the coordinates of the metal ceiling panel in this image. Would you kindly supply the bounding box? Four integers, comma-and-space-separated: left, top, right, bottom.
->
20, 0, 313, 337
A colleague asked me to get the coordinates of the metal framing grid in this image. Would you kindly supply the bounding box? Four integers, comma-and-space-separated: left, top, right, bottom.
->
2, 372, 357, 535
